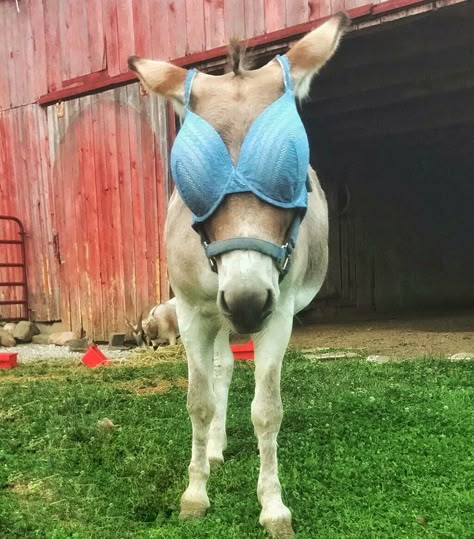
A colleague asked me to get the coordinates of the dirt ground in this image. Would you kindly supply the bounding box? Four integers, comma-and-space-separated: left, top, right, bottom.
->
290, 311, 474, 358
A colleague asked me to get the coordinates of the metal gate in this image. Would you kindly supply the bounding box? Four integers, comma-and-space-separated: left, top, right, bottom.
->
0, 216, 29, 321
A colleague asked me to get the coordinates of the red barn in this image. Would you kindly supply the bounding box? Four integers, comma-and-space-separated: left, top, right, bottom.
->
0, 0, 472, 339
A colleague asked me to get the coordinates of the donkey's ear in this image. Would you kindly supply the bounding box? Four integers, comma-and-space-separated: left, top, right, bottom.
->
128, 56, 187, 115
287, 12, 350, 100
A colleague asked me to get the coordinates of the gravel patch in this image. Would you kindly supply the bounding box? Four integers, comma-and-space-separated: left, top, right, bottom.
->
0, 343, 133, 363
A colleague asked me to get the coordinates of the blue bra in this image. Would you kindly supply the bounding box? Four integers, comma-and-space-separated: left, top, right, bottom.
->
170, 55, 310, 224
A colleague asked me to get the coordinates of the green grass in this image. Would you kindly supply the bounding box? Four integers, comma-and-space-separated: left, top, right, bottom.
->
0, 354, 472, 539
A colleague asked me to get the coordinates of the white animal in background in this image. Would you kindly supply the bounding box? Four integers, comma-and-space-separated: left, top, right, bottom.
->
126, 297, 179, 347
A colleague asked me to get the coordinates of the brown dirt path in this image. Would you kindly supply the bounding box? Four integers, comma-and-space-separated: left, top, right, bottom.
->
290, 312, 474, 358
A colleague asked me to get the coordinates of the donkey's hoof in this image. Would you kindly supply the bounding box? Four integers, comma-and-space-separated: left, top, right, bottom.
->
179, 493, 210, 520
262, 518, 295, 539
260, 507, 294, 539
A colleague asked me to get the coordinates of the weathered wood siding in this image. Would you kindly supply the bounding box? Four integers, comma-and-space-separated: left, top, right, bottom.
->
45, 86, 170, 339
0, 106, 59, 322
0, 0, 392, 111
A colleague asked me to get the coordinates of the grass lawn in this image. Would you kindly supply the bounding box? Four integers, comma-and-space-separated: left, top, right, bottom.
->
0, 352, 472, 538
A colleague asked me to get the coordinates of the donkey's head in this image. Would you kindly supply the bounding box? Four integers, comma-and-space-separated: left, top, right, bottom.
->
129, 14, 348, 333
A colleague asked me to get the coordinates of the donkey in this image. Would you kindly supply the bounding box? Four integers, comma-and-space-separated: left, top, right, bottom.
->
128, 13, 349, 538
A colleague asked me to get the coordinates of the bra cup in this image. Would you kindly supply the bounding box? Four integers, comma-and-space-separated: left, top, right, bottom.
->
171, 112, 234, 220
237, 94, 309, 204
170, 82, 310, 222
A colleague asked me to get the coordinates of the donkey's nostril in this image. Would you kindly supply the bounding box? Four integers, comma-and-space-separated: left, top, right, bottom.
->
218, 287, 274, 333
219, 290, 231, 315
263, 289, 273, 314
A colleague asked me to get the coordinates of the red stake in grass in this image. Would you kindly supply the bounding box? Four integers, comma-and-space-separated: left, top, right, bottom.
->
81, 345, 111, 368
0, 352, 18, 369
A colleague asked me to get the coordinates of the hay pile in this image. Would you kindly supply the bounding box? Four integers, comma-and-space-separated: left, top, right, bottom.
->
130, 343, 187, 364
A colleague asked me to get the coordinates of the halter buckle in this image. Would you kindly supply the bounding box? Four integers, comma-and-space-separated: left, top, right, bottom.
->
202, 240, 218, 273
280, 242, 291, 274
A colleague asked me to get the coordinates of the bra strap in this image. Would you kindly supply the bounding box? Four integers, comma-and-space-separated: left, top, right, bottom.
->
276, 55, 293, 93
184, 68, 198, 112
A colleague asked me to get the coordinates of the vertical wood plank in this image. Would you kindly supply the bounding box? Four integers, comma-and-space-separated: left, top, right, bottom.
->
308, 0, 321, 20
35, 105, 60, 319
139, 92, 160, 306
64, 99, 83, 332
149, 0, 170, 59
132, 0, 153, 57
116, 0, 136, 73
331, 0, 346, 14
114, 87, 137, 323
0, 4, 10, 109
319, 0, 333, 18
79, 95, 103, 338
64, 1, 89, 79
168, 0, 187, 58
102, 0, 121, 76
224, 0, 246, 40
286, 0, 309, 27
4, 1, 21, 107
126, 84, 150, 317
264, 0, 287, 33
185, 0, 206, 54
244, 0, 265, 39
86, 0, 107, 72
204, 0, 226, 50
44, 0, 63, 93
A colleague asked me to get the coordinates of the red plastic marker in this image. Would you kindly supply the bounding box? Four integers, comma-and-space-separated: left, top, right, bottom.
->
0, 352, 18, 369
231, 340, 254, 361
81, 345, 111, 368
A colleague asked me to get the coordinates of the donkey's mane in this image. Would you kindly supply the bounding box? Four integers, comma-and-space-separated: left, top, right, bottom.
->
227, 39, 254, 75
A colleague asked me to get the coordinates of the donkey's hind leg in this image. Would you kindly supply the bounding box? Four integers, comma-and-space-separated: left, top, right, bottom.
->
178, 302, 219, 520
207, 328, 234, 464
252, 308, 295, 539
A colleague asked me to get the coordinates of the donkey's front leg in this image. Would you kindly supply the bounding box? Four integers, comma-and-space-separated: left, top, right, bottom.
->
252, 310, 294, 539
207, 328, 234, 464
179, 304, 219, 520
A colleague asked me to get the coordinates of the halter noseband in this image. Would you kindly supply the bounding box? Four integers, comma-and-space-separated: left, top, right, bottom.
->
196, 175, 312, 280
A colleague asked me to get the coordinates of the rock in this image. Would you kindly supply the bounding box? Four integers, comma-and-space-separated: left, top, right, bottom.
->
48, 331, 77, 346
302, 349, 360, 361
449, 352, 474, 361
68, 338, 89, 352
96, 417, 120, 430
32, 334, 51, 345
367, 355, 392, 364
0, 329, 16, 347
13, 321, 39, 343
2, 323, 17, 336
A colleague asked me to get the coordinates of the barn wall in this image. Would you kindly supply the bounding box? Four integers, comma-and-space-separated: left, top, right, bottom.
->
45, 85, 170, 339
0, 105, 59, 321
0, 0, 386, 111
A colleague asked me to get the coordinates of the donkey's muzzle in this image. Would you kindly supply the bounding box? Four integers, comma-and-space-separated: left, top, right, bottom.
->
218, 287, 273, 334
